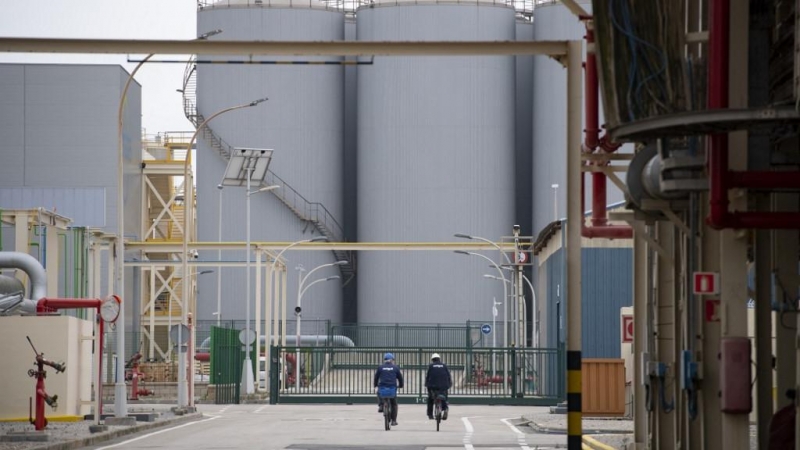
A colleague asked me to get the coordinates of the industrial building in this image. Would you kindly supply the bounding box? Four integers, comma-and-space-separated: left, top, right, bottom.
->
3, 0, 800, 449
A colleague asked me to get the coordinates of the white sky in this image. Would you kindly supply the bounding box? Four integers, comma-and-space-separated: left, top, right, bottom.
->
0, 0, 198, 134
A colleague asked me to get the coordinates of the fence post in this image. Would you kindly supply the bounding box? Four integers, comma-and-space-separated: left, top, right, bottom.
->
418, 348, 423, 402
510, 346, 517, 398
269, 345, 279, 404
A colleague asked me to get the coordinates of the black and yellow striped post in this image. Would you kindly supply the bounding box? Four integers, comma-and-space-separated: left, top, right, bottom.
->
566, 350, 582, 449
565, 39, 583, 450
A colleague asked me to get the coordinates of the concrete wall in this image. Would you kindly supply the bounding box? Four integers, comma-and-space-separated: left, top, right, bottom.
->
0, 316, 92, 420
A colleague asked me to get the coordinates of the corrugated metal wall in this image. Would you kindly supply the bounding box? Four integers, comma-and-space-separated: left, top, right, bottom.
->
539, 232, 633, 358
195, 6, 345, 324
355, 4, 517, 324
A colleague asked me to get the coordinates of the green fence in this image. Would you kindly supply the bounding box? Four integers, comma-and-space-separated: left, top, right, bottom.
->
269, 346, 564, 406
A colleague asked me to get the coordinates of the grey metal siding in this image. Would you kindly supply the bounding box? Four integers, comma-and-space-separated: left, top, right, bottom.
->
355, 4, 516, 325
342, 18, 358, 323
195, 7, 345, 324
0, 64, 140, 238
544, 248, 564, 348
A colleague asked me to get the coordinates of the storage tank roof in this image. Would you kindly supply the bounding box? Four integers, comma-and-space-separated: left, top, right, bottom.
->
202, 0, 344, 10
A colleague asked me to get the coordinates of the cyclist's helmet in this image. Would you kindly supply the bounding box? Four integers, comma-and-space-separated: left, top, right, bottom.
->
431, 353, 441, 361
384, 353, 395, 361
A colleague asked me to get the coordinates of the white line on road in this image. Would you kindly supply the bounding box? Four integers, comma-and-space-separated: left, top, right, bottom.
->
95, 415, 220, 450
461, 416, 474, 450
501, 418, 531, 450
254, 405, 269, 413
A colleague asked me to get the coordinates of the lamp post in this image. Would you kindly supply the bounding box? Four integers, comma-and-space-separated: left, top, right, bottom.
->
268, 236, 328, 391
219, 149, 275, 396
216, 184, 223, 327
294, 261, 345, 390
454, 250, 508, 395
117, 28, 221, 415
179, 101, 267, 408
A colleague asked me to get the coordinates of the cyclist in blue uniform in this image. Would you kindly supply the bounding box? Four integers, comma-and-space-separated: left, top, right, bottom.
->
374, 352, 404, 426
425, 353, 452, 420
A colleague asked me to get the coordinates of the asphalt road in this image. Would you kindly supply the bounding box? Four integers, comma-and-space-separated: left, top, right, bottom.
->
84, 404, 567, 450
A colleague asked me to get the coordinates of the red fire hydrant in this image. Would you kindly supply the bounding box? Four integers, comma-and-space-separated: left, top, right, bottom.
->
126, 353, 153, 400
26, 336, 65, 431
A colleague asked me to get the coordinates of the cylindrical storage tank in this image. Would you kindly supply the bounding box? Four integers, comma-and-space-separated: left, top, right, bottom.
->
196, 1, 346, 327
357, 2, 516, 336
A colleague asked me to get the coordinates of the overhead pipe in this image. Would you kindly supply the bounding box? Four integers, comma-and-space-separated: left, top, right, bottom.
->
707, 0, 800, 229
198, 334, 356, 353
580, 19, 632, 239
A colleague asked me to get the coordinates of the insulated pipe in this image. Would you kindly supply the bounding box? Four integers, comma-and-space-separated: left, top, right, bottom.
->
581, 175, 634, 239
0, 251, 49, 313
198, 334, 356, 353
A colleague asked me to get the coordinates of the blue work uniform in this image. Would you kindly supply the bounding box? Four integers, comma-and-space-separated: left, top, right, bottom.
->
374, 362, 403, 422
426, 361, 452, 416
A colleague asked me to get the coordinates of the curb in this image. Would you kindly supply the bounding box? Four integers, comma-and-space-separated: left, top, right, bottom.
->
28, 412, 204, 450
582, 435, 618, 450
524, 419, 632, 436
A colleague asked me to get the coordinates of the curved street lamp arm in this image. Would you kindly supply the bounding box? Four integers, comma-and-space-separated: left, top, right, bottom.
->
271, 236, 328, 272
299, 275, 340, 299
454, 233, 512, 264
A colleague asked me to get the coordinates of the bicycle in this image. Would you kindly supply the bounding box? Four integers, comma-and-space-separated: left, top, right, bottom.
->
432, 391, 447, 431
380, 396, 392, 431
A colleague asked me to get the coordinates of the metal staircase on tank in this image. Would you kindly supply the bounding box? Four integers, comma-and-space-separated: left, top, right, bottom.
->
180, 61, 355, 284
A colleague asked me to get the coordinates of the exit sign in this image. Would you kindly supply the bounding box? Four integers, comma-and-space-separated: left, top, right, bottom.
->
693, 272, 719, 295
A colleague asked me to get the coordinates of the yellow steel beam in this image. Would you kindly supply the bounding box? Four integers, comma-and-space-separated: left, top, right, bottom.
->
0, 38, 568, 57
126, 241, 517, 252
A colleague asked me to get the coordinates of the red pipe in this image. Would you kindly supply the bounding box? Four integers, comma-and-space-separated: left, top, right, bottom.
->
581, 175, 634, 239
581, 20, 632, 238
706, 0, 800, 229
728, 171, 800, 189
35, 297, 106, 420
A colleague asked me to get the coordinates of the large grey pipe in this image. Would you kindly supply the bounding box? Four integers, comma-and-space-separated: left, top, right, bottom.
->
0, 251, 47, 314
198, 334, 355, 352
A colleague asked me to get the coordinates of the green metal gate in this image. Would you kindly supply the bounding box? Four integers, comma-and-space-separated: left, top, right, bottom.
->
210, 326, 255, 404
269, 346, 564, 406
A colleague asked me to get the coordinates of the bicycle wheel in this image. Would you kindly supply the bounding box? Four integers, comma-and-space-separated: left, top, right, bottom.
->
434, 399, 441, 432
383, 399, 391, 431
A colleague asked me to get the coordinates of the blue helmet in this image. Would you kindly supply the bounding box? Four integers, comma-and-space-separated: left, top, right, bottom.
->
384, 353, 394, 361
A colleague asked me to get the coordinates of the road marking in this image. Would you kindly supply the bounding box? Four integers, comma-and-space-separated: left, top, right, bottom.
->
461, 416, 474, 450
501, 418, 531, 450
254, 405, 269, 413
95, 415, 220, 449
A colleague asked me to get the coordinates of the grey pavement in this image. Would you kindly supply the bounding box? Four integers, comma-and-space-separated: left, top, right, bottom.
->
524, 413, 633, 435
78, 404, 567, 450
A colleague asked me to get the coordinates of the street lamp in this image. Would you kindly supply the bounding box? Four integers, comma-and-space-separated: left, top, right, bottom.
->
551, 184, 559, 221
294, 260, 345, 390
178, 104, 268, 408
502, 267, 537, 348
454, 233, 517, 348
454, 250, 509, 395
216, 184, 224, 327
115, 28, 221, 416
220, 149, 275, 396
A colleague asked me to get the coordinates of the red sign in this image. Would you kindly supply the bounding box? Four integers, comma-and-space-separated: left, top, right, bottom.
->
693, 272, 719, 295
705, 299, 721, 322
621, 315, 633, 343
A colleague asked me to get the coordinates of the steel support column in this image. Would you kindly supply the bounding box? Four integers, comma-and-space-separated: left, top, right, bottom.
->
774, 193, 798, 415
565, 39, 583, 450
655, 222, 678, 450
633, 230, 648, 449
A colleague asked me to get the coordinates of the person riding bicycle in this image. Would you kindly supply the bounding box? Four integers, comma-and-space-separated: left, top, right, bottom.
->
374, 352, 404, 426
425, 353, 452, 420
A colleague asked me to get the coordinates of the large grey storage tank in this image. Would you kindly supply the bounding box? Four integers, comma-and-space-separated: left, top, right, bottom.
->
356, 2, 517, 329
195, 1, 346, 325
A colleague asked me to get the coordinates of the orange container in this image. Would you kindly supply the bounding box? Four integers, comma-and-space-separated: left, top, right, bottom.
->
582, 358, 626, 417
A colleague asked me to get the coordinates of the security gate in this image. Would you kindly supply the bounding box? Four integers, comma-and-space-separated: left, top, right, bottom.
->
269, 346, 564, 406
